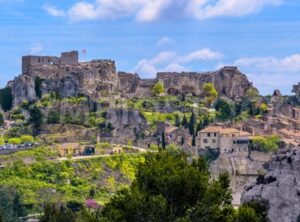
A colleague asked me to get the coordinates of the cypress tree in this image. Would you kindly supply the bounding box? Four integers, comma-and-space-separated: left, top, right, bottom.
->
175, 114, 181, 127
162, 132, 166, 150
188, 112, 196, 135
182, 115, 188, 128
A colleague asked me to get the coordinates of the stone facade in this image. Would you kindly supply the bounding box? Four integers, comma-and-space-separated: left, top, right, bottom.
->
22, 51, 78, 74
198, 126, 251, 154
292, 82, 300, 101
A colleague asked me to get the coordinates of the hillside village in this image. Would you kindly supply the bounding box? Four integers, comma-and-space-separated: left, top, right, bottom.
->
0, 51, 299, 215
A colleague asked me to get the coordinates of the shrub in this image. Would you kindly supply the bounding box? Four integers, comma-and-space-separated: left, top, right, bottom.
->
47, 111, 60, 124
8, 138, 22, 145
153, 82, 165, 96
251, 135, 280, 152
20, 135, 34, 143
0, 137, 4, 146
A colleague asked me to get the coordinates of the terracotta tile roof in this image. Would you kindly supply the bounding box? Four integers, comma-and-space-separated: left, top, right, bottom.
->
279, 129, 300, 137
200, 126, 249, 136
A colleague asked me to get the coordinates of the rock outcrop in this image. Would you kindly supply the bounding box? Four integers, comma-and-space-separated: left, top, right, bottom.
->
210, 152, 271, 207
7, 51, 257, 106
242, 149, 300, 222
119, 66, 256, 100
157, 66, 254, 99
9, 75, 38, 106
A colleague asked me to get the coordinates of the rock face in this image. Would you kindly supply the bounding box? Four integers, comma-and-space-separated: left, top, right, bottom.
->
10, 75, 38, 106
242, 149, 300, 222
119, 66, 256, 100
210, 151, 271, 207
8, 51, 256, 106
157, 66, 254, 99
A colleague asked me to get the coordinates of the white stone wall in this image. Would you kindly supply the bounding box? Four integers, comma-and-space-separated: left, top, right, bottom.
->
199, 132, 219, 149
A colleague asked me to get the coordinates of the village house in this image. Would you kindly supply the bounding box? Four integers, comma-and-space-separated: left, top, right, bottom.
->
57, 143, 95, 157
197, 126, 251, 154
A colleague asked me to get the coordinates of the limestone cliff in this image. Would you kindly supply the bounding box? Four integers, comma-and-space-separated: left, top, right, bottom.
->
118, 66, 256, 100
242, 148, 300, 222
210, 151, 271, 207
7, 51, 256, 106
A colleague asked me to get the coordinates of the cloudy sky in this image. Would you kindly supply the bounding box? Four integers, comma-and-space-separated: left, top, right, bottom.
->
0, 0, 300, 95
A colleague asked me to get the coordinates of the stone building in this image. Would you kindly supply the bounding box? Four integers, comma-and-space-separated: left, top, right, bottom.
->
198, 126, 251, 154
22, 51, 78, 74
292, 82, 300, 101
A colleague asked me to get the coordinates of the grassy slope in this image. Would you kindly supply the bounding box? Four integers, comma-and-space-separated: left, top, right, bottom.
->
0, 150, 145, 211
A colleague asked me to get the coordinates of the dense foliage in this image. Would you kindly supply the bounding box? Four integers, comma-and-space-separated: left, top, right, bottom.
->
153, 82, 165, 96
0, 87, 13, 111
251, 135, 280, 152
0, 187, 27, 222
0, 112, 3, 126
99, 149, 267, 222
0, 154, 144, 213
203, 83, 218, 107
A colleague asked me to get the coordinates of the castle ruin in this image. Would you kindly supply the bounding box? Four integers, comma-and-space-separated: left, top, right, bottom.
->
22, 51, 78, 74
293, 82, 300, 101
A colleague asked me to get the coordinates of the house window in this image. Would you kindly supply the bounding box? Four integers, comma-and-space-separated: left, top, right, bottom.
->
214, 133, 217, 137
212, 139, 216, 143
203, 139, 208, 144
208, 133, 211, 137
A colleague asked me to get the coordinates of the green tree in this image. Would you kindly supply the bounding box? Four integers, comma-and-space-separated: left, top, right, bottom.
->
246, 87, 259, 99
175, 114, 181, 127
0, 87, 13, 111
29, 106, 43, 133
203, 83, 218, 107
0, 187, 27, 222
35, 77, 44, 98
234, 206, 260, 222
251, 135, 280, 152
47, 111, 60, 124
182, 115, 188, 129
215, 99, 233, 121
192, 135, 196, 146
161, 131, 166, 150
259, 103, 268, 115
153, 82, 165, 96
188, 112, 197, 135
0, 113, 3, 126
100, 150, 266, 222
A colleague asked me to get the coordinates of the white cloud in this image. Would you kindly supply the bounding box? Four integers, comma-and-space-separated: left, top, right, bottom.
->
46, 0, 283, 22
177, 48, 223, 63
43, 4, 66, 17
156, 37, 175, 47
233, 54, 300, 94
188, 0, 282, 19
133, 48, 222, 77
29, 42, 44, 54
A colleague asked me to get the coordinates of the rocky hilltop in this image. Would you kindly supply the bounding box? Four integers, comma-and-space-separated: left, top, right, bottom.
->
242, 149, 300, 222
8, 51, 256, 106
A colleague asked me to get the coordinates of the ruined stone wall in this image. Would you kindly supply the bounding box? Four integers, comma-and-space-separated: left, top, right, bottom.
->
60, 51, 78, 65
22, 51, 78, 75
22, 56, 60, 74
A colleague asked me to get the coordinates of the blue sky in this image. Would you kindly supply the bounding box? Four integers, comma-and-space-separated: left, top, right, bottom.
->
0, 0, 300, 95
